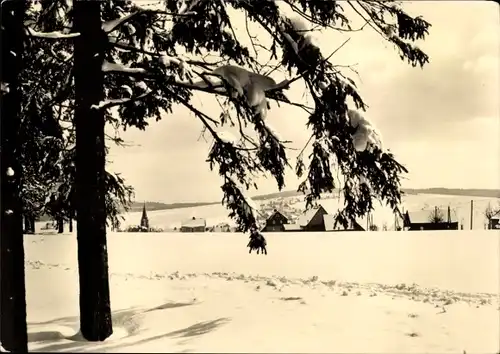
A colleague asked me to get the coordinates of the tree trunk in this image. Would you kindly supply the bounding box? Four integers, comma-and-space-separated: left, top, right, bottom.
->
57, 218, 64, 234
73, 0, 113, 341
23, 216, 31, 234
0, 1, 29, 351
29, 216, 36, 234
69, 217, 73, 233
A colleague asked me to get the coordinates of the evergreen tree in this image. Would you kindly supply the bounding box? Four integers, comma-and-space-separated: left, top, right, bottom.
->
25, 0, 431, 231
21, 0, 431, 342
0, 0, 29, 351
18, 0, 135, 230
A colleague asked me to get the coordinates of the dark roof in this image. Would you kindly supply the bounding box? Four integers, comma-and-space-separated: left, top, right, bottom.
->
267, 210, 289, 221
324, 214, 366, 231
297, 205, 327, 226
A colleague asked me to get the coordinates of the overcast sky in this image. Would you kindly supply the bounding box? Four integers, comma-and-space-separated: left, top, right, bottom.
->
107, 1, 499, 203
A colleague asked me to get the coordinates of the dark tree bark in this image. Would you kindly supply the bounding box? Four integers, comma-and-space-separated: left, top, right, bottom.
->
29, 216, 35, 234
73, 0, 113, 341
23, 216, 31, 234
69, 217, 73, 233
0, 0, 29, 351
57, 217, 64, 234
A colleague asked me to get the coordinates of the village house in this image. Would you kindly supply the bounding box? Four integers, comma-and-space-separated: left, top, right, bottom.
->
210, 222, 232, 232
180, 217, 207, 232
261, 209, 290, 232
488, 212, 500, 230
283, 205, 329, 232
403, 207, 459, 231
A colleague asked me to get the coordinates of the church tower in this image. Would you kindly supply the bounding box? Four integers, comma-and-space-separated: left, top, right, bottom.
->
140, 202, 149, 230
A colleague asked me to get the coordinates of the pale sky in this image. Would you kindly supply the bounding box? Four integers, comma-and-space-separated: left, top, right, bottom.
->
107, 1, 500, 203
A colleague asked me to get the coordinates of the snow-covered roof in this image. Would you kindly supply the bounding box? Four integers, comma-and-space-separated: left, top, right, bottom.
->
181, 217, 207, 228
406, 209, 458, 224
283, 223, 302, 231
323, 214, 336, 231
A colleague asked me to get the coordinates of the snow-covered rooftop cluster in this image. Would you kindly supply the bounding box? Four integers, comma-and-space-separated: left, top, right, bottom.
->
347, 109, 383, 152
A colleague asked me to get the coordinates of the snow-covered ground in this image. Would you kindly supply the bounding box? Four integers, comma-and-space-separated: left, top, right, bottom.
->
25, 231, 499, 353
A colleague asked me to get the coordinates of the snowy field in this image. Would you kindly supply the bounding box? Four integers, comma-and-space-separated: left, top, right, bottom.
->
25, 231, 499, 353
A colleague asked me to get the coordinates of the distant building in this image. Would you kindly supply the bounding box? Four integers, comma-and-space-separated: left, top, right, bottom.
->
210, 222, 232, 232
298, 205, 329, 231
403, 207, 459, 231
261, 209, 289, 232
489, 213, 500, 230
283, 205, 329, 232
180, 217, 207, 232
140, 202, 149, 231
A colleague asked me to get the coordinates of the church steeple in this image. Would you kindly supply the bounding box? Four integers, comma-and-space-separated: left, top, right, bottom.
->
140, 201, 149, 230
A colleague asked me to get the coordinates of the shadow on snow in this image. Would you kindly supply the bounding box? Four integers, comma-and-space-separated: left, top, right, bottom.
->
27, 300, 229, 352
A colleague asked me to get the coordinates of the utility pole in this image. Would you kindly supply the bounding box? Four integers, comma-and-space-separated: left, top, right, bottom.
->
470, 200, 474, 230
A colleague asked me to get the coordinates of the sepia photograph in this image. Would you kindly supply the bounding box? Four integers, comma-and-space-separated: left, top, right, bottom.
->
1, 0, 499, 352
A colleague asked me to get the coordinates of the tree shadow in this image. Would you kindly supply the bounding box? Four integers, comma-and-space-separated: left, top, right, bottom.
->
78, 317, 231, 353
28, 331, 68, 343
28, 300, 199, 352
28, 307, 140, 327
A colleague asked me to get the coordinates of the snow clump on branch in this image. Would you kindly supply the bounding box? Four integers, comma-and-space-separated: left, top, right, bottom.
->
348, 109, 383, 152
217, 131, 239, 145
212, 65, 278, 119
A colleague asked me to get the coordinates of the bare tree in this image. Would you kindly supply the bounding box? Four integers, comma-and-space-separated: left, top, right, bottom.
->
428, 207, 445, 224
